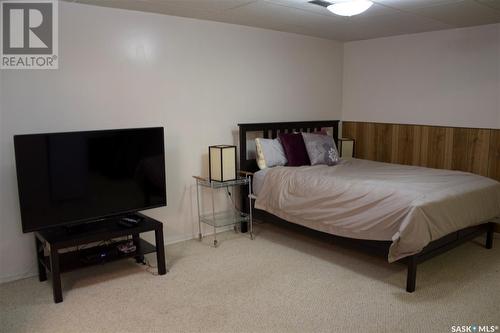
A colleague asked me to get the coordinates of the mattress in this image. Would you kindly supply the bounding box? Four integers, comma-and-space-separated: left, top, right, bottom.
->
253, 168, 270, 197
253, 159, 500, 262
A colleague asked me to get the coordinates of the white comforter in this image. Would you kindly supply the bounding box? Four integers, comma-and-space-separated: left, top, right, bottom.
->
254, 159, 500, 262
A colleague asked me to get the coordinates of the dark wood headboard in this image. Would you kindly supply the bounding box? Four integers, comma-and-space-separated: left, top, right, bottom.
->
238, 120, 340, 173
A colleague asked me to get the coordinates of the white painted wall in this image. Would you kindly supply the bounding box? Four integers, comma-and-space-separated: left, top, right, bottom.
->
0, 2, 343, 282
342, 24, 500, 129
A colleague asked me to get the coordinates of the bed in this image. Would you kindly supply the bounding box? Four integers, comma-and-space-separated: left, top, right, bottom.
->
238, 120, 499, 292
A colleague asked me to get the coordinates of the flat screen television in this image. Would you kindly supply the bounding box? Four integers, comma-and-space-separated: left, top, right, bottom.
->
14, 127, 166, 233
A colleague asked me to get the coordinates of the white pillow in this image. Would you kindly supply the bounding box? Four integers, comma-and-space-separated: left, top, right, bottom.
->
255, 138, 287, 170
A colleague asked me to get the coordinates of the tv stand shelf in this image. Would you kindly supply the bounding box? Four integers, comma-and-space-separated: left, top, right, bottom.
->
34, 213, 167, 303
39, 239, 157, 274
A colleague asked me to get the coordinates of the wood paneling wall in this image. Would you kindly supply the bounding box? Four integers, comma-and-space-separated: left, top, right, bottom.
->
342, 121, 500, 181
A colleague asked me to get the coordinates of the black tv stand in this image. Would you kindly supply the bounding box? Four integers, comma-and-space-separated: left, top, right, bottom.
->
62, 219, 106, 234
34, 213, 167, 303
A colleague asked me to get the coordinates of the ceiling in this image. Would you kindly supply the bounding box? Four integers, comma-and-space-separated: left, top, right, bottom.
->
66, 0, 500, 41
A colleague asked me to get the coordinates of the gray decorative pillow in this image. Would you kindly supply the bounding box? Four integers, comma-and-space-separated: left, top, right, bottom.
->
301, 132, 340, 166
255, 138, 288, 169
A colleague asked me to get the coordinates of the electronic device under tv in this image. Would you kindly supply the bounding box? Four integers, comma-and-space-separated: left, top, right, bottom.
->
14, 127, 166, 233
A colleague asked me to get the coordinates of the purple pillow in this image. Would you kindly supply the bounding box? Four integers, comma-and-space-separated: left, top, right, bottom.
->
278, 133, 310, 166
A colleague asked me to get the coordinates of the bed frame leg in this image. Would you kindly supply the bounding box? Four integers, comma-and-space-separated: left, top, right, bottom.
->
486, 222, 494, 250
406, 255, 417, 293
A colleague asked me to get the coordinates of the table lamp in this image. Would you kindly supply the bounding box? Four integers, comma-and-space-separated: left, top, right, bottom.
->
338, 138, 355, 158
209, 145, 237, 182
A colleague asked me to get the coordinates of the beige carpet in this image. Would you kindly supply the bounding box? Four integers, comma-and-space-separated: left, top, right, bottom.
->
1, 223, 499, 333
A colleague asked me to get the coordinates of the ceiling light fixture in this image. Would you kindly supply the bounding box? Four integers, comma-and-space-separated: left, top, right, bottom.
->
326, 0, 373, 17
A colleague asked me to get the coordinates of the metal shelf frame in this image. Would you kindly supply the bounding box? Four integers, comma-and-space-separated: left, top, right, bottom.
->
194, 175, 253, 247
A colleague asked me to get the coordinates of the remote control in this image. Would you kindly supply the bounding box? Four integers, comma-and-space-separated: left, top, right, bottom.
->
122, 217, 140, 224
118, 221, 133, 228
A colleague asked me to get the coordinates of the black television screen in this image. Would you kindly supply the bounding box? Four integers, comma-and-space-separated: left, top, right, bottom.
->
14, 127, 166, 232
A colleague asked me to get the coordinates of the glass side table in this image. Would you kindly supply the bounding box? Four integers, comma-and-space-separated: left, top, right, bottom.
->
193, 175, 253, 247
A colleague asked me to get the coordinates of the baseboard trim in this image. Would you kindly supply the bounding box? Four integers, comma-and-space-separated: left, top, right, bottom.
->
0, 271, 37, 284
1, 226, 235, 284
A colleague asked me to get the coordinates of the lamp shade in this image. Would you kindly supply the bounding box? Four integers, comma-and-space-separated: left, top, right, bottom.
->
209, 145, 237, 182
338, 138, 355, 158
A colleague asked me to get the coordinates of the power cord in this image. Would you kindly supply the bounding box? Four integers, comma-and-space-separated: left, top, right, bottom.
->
226, 187, 237, 209
144, 257, 159, 276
